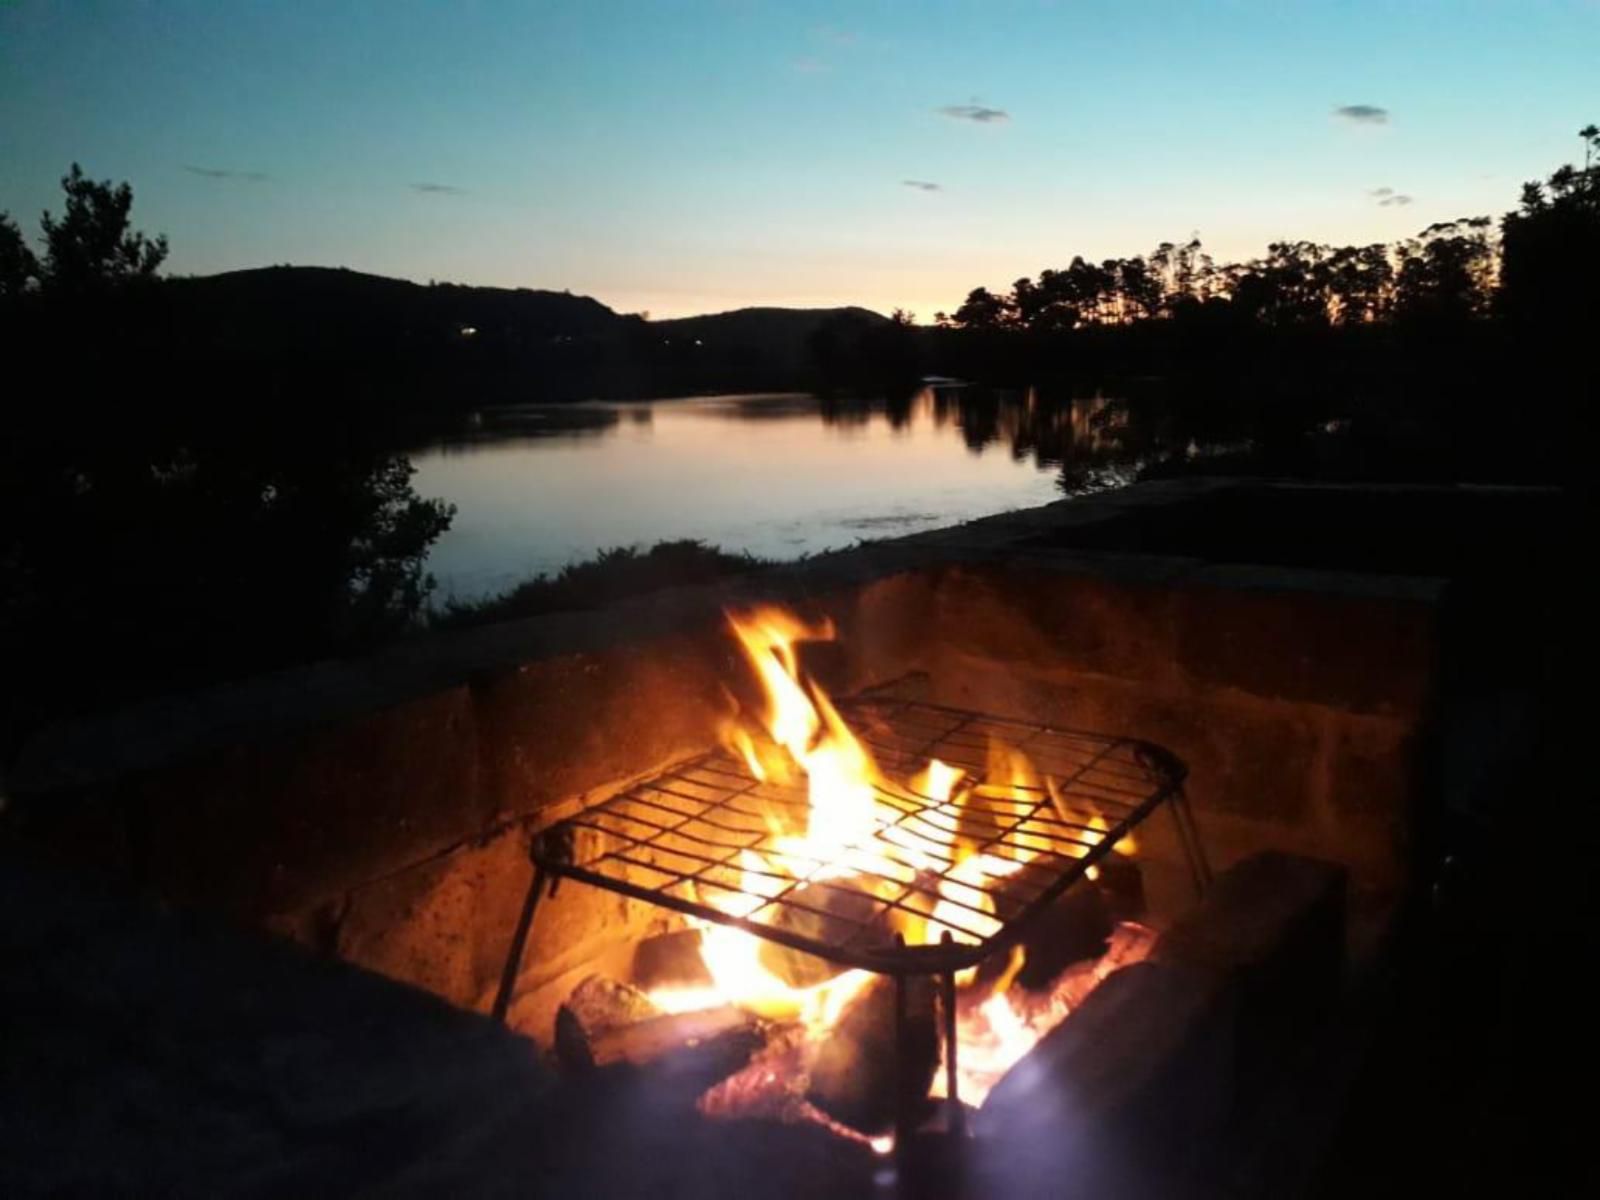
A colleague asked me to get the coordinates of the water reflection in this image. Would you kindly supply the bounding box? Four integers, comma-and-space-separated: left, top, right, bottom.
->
417, 402, 629, 452
410, 387, 1151, 599
823, 385, 1138, 471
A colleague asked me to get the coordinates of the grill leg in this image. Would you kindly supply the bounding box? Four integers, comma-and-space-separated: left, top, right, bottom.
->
940, 932, 963, 1136
1169, 788, 1212, 897
891, 936, 912, 1154
492, 863, 549, 1024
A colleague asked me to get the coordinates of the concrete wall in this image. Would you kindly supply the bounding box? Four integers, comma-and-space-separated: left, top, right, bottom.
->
920, 560, 1436, 905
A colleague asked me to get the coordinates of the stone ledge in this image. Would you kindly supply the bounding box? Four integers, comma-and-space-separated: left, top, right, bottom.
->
1155, 851, 1347, 1090
973, 959, 1237, 1194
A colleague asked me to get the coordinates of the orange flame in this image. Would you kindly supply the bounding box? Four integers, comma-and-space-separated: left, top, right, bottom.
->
644, 604, 1144, 1118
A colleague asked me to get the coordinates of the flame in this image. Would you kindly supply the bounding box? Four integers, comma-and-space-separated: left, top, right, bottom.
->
1045, 777, 1139, 882
725, 608, 883, 854
930, 921, 1158, 1106
671, 608, 893, 1029
638, 603, 1146, 1128
911, 758, 964, 804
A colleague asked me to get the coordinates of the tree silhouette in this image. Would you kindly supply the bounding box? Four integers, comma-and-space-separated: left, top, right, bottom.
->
1393, 218, 1495, 323
37, 163, 168, 293
1500, 124, 1599, 331
0, 212, 38, 297
1, 164, 460, 749
1323, 244, 1393, 325
945, 286, 1012, 329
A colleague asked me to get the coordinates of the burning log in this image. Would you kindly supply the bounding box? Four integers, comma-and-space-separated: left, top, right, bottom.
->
807, 974, 937, 1135
554, 974, 662, 1072
973, 879, 1113, 995
630, 928, 715, 993
553, 972, 659, 1075
757, 880, 893, 989
1014, 881, 1113, 992
1095, 855, 1146, 922
561, 1005, 769, 1106
555, 970, 766, 1084
588, 1006, 762, 1069
562, 973, 660, 1034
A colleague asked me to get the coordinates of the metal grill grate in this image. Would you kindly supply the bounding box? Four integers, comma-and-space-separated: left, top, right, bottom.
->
531, 697, 1192, 975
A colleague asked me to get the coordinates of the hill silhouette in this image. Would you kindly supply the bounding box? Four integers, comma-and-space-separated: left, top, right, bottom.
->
167, 265, 622, 341
137, 266, 888, 404
653, 305, 888, 378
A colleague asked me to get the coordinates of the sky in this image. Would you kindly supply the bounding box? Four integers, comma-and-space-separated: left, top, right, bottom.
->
2, 1, 1595, 318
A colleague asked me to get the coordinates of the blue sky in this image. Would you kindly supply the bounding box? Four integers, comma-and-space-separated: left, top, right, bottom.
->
2, 1, 1595, 317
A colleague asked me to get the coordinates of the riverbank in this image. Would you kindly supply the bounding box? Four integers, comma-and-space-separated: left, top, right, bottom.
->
431, 540, 771, 631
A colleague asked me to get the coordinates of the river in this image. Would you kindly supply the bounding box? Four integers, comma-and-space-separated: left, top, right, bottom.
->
410, 387, 1133, 600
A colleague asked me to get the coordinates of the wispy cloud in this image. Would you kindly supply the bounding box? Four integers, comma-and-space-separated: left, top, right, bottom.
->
792, 55, 830, 74
410, 182, 467, 195
813, 25, 858, 47
1334, 104, 1389, 125
938, 103, 1009, 124
1369, 185, 1413, 206
902, 179, 942, 192
183, 165, 269, 182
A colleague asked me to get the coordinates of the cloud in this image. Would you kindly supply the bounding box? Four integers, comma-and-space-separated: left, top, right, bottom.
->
902, 179, 942, 192
813, 25, 858, 47
1334, 104, 1389, 125
410, 182, 467, 195
183, 165, 269, 182
938, 103, 1009, 124
1369, 185, 1413, 206
792, 55, 830, 74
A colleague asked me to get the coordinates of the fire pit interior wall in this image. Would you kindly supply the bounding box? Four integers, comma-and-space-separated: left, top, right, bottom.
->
919, 560, 1432, 900
7, 548, 1434, 1044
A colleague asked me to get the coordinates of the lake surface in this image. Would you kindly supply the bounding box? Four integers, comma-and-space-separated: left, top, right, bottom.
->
410, 388, 1131, 600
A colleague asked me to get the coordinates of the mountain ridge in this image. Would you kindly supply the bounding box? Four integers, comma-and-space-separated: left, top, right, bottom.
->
129, 265, 892, 402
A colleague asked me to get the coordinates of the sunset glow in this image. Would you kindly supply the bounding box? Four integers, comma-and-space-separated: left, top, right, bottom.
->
2, 2, 1593, 318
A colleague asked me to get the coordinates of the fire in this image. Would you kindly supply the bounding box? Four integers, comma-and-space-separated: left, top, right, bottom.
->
724, 608, 882, 854
931, 921, 1157, 1106
646, 604, 1142, 1127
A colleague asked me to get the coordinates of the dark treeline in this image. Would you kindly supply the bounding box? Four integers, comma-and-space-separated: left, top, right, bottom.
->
810, 127, 1598, 484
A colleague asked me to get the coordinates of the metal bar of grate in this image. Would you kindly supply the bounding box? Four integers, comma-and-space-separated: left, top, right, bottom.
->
533, 697, 1187, 976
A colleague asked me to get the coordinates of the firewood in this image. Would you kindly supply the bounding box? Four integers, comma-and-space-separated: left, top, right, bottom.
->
558, 988, 765, 1081
1095, 855, 1146, 921
807, 974, 937, 1134
554, 974, 662, 1073
969, 880, 1112, 994
1013, 881, 1113, 992
630, 928, 715, 993
588, 1005, 759, 1068
564, 973, 660, 1032
756, 879, 892, 989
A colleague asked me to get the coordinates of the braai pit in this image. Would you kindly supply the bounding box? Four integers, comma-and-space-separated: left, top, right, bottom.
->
9, 479, 1505, 1197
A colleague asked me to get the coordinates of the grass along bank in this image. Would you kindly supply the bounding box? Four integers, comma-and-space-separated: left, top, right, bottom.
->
430, 540, 773, 631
